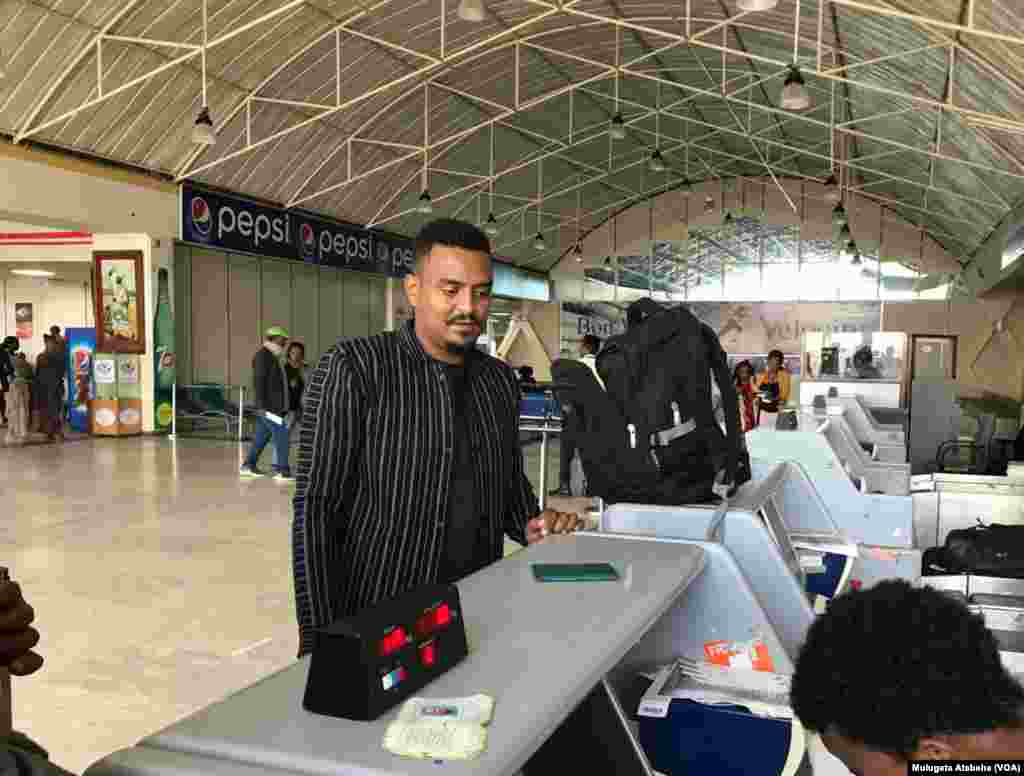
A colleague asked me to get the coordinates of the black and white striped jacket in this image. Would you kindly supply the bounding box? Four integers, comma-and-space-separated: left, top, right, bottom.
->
292, 319, 539, 656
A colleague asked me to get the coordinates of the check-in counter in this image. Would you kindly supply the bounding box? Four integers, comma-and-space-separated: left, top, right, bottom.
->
748, 409, 910, 496
799, 378, 901, 408
86, 535, 706, 776
830, 396, 906, 463
599, 462, 856, 661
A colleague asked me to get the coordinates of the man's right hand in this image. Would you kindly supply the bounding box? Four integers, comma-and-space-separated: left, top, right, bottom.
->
0, 580, 42, 676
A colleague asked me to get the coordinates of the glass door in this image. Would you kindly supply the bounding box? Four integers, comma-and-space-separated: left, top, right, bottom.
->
911, 336, 956, 380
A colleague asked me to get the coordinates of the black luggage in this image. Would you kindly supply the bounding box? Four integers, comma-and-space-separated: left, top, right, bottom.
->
550, 298, 749, 507
924, 522, 1024, 579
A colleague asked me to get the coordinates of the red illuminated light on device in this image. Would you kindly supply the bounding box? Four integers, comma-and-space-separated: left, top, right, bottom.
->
420, 641, 437, 667
414, 603, 453, 638
378, 627, 407, 657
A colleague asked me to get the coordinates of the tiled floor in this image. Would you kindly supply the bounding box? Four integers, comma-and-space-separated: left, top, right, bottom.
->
3, 433, 579, 774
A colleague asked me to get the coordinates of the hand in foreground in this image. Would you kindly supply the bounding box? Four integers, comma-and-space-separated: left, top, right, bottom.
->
0, 580, 43, 676
527, 509, 583, 544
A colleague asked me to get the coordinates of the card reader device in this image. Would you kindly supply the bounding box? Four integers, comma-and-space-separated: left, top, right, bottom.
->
303, 583, 468, 721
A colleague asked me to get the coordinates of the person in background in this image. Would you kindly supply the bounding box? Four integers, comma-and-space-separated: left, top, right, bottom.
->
33, 336, 64, 443
755, 349, 790, 426
241, 326, 293, 482
0, 337, 15, 426
733, 360, 757, 432
0, 574, 76, 776
48, 327, 65, 355
48, 327, 67, 423
284, 341, 308, 452
577, 334, 602, 383
851, 345, 882, 379
550, 334, 602, 497
6, 353, 33, 445
286, 341, 308, 417
516, 365, 537, 386
791, 580, 1024, 775
293, 218, 580, 657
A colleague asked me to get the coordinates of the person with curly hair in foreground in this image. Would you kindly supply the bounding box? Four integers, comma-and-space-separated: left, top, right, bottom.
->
791, 580, 1024, 776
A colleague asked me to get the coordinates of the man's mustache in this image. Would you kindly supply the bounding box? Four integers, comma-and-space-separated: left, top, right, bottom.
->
448, 317, 480, 325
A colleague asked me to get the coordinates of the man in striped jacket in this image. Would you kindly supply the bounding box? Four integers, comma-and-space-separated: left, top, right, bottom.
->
293, 218, 580, 656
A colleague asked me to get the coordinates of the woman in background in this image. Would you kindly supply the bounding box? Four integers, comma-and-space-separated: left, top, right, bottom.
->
0, 336, 16, 427
5, 351, 33, 445
285, 341, 308, 430
733, 360, 757, 432
756, 349, 791, 427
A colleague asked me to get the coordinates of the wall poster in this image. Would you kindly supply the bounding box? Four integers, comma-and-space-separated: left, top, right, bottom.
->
94, 251, 146, 354
14, 303, 32, 339
559, 302, 627, 357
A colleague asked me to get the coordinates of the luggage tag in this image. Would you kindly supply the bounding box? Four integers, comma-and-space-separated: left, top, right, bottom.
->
704, 637, 775, 673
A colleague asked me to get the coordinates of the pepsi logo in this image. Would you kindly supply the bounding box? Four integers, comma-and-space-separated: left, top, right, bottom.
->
190, 196, 212, 240
299, 222, 316, 261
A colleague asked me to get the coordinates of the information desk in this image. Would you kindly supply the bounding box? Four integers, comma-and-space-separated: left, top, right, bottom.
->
85, 535, 705, 776
798, 378, 901, 408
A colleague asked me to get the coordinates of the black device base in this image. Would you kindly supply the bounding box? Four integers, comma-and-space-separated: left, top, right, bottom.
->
303, 583, 468, 721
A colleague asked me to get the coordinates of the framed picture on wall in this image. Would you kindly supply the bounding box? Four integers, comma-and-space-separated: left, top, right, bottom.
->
94, 251, 146, 354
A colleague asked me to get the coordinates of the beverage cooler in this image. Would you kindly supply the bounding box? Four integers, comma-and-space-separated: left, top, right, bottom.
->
91, 353, 143, 436
153, 268, 176, 433
65, 327, 96, 434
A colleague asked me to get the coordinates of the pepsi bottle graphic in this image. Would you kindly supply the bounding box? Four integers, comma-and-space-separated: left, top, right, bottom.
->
154, 268, 176, 430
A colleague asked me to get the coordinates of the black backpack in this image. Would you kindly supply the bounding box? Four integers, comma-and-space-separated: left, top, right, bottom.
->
551, 298, 750, 507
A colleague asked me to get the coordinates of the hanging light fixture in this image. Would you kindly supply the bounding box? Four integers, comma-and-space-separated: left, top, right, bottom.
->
850, 251, 862, 266
532, 159, 545, 251
193, 1, 215, 145
649, 149, 666, 173
723, 211, 734, 226
780, 66, 812, 111
737, 0, 779, 10
823, 173, 841, 203
484, 212, 499, 236
604, 256, 612, 267
573, 242, 584, 262
192, 106, 216, 145
610, 113, 627, 140
832, 201, 848, 226
648, 84, 668, 173
704, 195, 715, 214
457, 0, 485, 22
417, 190, 433, 215
484, 124, 499, 236
838, 223, 852, 242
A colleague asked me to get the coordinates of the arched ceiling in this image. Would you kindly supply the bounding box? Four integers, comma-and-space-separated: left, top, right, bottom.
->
3, 0, 1024, 274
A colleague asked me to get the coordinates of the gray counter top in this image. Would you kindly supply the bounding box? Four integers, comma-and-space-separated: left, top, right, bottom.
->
87, 534, 705, 776
802, 378, 901, 385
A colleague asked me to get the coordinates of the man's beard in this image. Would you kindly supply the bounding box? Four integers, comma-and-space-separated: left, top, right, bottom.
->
446, 317, 481, 354
445, 338, 477, 355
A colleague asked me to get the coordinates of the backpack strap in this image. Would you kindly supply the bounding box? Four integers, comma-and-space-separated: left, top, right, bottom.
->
700, 323, 743, 492
705, 495, 730, 542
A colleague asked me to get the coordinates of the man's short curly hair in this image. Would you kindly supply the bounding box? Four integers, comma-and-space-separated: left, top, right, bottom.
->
791, 580, 1024, 755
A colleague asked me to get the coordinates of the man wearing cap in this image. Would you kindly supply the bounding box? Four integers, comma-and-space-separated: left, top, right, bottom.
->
242, 326, 293, 481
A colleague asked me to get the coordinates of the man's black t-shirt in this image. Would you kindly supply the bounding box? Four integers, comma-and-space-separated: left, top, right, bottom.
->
439, 362, 488, 584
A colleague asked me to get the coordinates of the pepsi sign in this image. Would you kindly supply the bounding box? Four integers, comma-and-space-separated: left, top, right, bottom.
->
180, 183, 414, 278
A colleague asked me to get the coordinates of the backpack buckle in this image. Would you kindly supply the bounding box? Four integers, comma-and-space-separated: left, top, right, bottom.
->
650, 449, 662, 471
